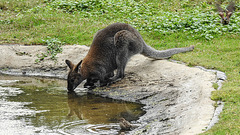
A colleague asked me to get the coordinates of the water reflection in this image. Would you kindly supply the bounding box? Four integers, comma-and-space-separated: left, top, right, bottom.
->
67, 92, 144, 124
0, 75, 145, 134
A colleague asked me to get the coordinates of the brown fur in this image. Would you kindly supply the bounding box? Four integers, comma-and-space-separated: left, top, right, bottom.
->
66, 23, 194, 91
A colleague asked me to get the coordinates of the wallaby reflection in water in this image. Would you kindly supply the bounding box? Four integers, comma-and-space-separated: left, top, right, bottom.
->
67, 92, 84, 120
67, 92, 144, 124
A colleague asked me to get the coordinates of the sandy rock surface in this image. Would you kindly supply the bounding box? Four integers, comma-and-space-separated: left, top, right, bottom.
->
0, 45, 217, 134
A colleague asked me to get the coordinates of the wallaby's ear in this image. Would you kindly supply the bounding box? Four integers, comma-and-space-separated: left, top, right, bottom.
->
218, 12, 225, 19
74, 60, 82, 72
215, 3, 225, 19
226, 11, 233, 19
66, 59, 74, 69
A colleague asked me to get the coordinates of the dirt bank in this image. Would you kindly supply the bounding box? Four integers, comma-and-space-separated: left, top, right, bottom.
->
0, 45, 218, 134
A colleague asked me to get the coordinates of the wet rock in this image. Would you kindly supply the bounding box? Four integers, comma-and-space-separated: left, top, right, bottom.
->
0, 45, 219, 135
216, 71, 227, 80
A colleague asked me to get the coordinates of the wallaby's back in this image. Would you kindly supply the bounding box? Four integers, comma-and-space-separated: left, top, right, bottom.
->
83, 22, 194, 68
96, 23, 193, 59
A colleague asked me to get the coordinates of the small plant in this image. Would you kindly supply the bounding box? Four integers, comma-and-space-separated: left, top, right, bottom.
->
212, 82, 219, 90
35, 37, 64, 63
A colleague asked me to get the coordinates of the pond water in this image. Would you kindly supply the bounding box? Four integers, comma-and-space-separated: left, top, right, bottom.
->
0, 75, 145, 135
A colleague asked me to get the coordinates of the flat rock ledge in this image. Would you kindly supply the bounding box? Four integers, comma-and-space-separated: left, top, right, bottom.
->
0, 45, 217, 135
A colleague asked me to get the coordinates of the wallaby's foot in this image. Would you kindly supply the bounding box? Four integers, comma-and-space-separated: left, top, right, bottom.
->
84, 78, 98, 88
113, 77, 123, 83
109, 75, 124, 84
100, 80, 112, 87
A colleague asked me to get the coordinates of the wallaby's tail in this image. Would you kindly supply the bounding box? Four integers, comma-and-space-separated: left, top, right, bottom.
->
141, 44, 194, 59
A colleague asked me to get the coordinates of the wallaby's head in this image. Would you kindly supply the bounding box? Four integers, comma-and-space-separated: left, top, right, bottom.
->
216, 1, 235, 25
219, 10, 233, 25
65, 60, 83, 91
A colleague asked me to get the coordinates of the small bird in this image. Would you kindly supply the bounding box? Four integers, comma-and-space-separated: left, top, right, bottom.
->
216, 1, 236, 25
119, 118, 132, 130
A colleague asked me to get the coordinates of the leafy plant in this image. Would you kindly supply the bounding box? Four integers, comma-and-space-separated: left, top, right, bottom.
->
35, 37, 64, 63
44, 0, 240, 40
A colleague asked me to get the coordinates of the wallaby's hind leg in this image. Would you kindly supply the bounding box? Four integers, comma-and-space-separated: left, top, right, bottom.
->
110, 30, 143, 82
112, 52, 128, 82
99, 71, 114, 87
104, 71, 114, 80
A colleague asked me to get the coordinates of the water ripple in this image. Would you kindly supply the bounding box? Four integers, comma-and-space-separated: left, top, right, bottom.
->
57, 121, 120, 135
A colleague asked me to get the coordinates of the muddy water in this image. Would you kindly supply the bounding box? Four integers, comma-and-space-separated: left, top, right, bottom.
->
0, 75, 145, 135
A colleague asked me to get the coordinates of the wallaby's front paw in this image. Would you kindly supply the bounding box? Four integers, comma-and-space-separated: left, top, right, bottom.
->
84, 82, 95, 88
88, 86, 96, 90
100, 81, 111, 87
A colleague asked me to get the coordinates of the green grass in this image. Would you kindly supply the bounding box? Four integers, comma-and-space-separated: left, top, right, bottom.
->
1, 0, 240, 134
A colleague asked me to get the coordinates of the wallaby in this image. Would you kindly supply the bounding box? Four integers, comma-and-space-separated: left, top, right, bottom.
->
216, 1, 235, 25
66, 23, 194, 91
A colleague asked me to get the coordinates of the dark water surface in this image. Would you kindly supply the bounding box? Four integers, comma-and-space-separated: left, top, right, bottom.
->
0, 75, 145, 134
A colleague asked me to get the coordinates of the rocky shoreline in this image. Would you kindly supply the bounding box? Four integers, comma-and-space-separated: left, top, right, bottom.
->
0, 45, 223, 134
